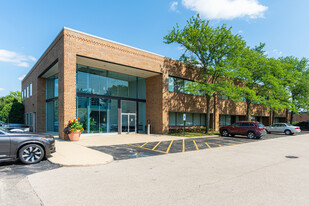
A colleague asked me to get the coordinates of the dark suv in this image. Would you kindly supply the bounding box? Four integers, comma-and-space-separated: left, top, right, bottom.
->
220, 122, 267, 139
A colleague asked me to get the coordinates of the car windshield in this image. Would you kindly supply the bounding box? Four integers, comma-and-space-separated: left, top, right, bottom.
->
286, 124, 293, 126
0, 126, 11, 133
257, 124, 265, 128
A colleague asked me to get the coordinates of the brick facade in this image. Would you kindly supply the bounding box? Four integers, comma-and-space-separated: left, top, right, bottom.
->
22, 28, 288, 139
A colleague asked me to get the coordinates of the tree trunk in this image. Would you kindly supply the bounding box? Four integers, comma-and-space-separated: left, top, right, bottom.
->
272, 110, 276, 124
290, 111, 294, 124
205, 95, 211, 134
246, 99, 251, 121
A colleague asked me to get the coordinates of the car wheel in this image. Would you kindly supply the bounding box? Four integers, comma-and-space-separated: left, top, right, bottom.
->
221, 130, 229, 137
19, 144, 45, 164
247, 132, 255, 139
284, 130, 292, 135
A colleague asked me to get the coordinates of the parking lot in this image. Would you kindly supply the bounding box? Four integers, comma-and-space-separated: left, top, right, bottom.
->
90, 132, 307, 160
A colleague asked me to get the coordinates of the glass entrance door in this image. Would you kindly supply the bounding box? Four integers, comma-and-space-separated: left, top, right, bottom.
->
121, 113, 136, 134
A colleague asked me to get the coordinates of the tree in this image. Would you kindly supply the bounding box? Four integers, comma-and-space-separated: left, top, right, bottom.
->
230, 43, 268, 121
280, 56, 309, 123
164, 14, 245, 133
0, 91, 24, 123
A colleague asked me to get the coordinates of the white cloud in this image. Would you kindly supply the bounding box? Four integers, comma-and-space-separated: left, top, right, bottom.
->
0, 49, 36, 68
272, 49, 283, 57
0, 88, 4, 92
18, 74, 26, 81
170, 1, 179, 12
181, 0, 268, 20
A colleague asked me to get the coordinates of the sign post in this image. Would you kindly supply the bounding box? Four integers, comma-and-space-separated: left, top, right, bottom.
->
183, 113, 186, 135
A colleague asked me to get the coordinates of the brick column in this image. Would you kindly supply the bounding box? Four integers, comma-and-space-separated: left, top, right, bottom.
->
58, 41, 76, 139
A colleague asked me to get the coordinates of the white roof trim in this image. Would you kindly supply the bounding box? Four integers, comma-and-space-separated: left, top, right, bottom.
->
64, 27, 165, 58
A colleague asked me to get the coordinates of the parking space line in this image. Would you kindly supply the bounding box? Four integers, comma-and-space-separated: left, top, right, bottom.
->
166, 140, 174, 153
141, 142, 148, 147
183, 139, 185, 153
127, 144, 166, 154
152, 141, 161, 150
193, 140, 199, 151
218, 144, 224, 148
205, 142, 212, 150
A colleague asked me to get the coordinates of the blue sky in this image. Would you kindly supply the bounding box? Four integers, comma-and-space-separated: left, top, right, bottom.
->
0, 0, 309, 96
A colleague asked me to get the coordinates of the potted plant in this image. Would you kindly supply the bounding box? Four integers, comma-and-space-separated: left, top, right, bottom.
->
64, 118, 84, 141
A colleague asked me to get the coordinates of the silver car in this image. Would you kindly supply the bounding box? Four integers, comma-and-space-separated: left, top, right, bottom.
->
0, 127, 55, 164
265, 123, 301, 135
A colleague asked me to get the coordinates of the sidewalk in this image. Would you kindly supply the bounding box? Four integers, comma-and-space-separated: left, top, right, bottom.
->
48, 139, 113, 167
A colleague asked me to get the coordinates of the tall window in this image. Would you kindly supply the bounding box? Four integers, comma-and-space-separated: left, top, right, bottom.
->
46, 74, 58, 132
30, 83, 32, 97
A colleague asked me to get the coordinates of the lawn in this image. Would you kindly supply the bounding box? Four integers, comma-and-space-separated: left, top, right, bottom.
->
168, 131, 220, 137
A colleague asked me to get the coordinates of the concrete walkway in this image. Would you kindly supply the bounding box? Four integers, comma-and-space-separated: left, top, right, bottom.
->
48, 139, 113, 167
29, 133, 309, 206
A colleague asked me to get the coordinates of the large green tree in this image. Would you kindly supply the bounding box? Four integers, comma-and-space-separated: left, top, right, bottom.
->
0, 91, 24, 123
230, 43, 268, 121
280, 56, 309, 123
164, 15, 245, 133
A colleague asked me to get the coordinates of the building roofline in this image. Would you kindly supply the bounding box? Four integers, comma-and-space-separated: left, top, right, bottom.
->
63, 27, 165, 58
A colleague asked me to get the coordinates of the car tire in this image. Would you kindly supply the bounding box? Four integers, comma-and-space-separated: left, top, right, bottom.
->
221, 130, 229, 137
284, 130, 292, 135
18, 144, 45, 164
247, 131, 256, 139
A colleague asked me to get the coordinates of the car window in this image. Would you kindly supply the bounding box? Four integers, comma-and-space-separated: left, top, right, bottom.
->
233, 123, 241, 127
271, 124, 278, 127
278, 124, 285, 127
257, 124, 264, 127
0, 127, 10, 133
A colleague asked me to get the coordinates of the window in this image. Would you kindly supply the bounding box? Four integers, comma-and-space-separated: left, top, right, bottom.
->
76, 65, 146, 100
219, 115, 231, 126
30, 83, 32, 97
27, 86, 29, 98
219, 95, 229, 100
21, 90, 23, 100
24, 89, 26, 99
168, 76, 202, 96
169, 112, 205, 126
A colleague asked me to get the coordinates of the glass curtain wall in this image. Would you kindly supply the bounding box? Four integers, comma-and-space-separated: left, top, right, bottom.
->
46, 74, 58, 132
76, 64, 146, 134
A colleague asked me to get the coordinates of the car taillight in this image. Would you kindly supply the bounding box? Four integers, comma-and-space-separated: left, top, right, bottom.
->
295, 127, 300, 130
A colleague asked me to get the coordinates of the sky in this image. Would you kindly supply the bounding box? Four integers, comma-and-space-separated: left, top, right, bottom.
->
0, 0, 309, 96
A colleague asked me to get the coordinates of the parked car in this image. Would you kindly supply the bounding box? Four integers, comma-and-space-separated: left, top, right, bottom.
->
265, 123, 301, 135
294, 121, 309, 131
220, 121, 267, 139
0, 127, 55, 164
3, 123, 30, 132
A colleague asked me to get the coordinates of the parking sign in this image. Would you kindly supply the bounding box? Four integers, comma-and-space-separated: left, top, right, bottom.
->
183, 113, 186, 121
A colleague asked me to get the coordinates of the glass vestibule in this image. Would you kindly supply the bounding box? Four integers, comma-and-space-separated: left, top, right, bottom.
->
76, 64, 146, 134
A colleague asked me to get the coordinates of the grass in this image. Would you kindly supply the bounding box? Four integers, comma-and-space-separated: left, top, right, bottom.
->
168, 131, 220, 137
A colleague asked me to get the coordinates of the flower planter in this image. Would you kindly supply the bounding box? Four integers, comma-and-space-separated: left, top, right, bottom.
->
68, 130, 81, 141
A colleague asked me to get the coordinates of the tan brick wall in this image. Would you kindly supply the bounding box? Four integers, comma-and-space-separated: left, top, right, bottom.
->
22, 31, 64, 133
23, 28, 289, 136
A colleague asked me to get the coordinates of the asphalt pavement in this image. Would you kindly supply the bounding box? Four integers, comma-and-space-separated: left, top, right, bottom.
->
0, 160, 60, 206
90, 132, 307, 160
